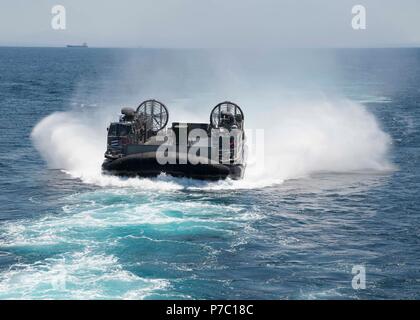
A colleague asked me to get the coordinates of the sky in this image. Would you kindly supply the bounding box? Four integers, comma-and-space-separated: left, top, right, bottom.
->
0, 0, 419, 48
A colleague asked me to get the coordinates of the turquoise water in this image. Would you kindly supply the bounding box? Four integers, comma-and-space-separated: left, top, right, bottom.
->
0, 47, 419, 299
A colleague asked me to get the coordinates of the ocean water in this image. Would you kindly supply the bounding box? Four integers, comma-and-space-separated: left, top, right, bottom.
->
0, 47, 419, 299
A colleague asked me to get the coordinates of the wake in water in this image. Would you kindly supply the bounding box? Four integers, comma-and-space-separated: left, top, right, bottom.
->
31, 96, 393, 190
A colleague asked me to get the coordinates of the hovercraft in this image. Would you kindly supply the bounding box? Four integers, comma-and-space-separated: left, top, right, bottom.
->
102, 100, 246, 180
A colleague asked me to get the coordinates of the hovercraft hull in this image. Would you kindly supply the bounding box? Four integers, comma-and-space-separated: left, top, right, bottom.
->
102, 152, 245, 180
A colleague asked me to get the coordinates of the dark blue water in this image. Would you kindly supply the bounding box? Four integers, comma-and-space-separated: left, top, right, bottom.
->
0, 47, 419, 299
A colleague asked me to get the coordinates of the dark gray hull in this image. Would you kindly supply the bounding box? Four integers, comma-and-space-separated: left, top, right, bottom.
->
102, 153, 245, 180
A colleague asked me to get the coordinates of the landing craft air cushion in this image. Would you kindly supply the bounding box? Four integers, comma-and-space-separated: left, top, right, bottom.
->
102, 100, 246, 180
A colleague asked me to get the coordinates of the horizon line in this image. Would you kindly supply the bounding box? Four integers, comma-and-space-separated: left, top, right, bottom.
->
1, 44, 420, 50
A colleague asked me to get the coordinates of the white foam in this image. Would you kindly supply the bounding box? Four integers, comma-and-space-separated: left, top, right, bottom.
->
31, 96, 393, 191
0, 249, 169, 299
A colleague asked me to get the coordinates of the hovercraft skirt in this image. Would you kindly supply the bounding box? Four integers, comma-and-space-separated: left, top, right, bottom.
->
102, 153, 244, 180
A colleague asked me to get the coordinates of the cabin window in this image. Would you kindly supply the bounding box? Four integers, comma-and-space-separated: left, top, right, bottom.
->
108, 124, 117, 136
118, 125, 130, 136
108, 124, 131, 137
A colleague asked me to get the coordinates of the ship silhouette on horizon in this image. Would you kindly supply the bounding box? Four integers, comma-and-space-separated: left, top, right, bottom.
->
66, 42, 88, 48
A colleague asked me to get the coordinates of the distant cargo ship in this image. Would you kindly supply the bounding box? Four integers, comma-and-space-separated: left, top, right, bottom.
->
66, 43, 88, 48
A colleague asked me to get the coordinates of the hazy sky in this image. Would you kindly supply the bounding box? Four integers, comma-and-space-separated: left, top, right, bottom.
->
0, 0, 419, 48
